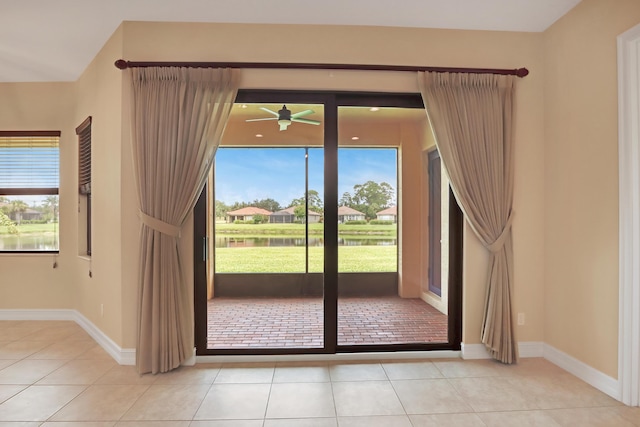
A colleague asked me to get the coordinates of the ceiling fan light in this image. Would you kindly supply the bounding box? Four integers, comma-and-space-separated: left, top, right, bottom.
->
278, 119, 291, 131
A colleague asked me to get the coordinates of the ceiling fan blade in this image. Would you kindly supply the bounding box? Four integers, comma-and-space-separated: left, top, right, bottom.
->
259, 107, 279, 117
291, 109, 314, 119
245, 117, 278, 122
292, 118, 321, 125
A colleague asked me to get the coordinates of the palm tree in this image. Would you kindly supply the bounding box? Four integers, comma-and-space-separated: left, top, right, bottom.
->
42, 195, 59, 223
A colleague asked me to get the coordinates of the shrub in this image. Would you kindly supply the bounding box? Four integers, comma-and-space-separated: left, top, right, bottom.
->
20, 219, 48, 225
345, 220, 368, 225
252, 214, 268, 224
369, 220, 394, 225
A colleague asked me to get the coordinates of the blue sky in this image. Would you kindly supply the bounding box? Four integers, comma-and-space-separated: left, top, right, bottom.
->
214, 147, 397, 207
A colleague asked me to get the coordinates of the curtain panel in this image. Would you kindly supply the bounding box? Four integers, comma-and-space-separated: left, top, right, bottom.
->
129, 67, 238, 374
418, 71, 518, 363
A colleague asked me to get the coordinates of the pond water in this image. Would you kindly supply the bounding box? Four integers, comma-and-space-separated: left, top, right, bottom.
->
0, 234, 59, 251
216, 236, 397, 248
2, 234, 393, 251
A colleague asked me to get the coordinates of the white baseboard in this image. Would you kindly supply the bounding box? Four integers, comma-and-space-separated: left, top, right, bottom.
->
72, 311, 135, 366
519, 341, 545, 358
461, 342, 544, 360
0, 309, 135, 366
183, 348, 197, 366
543, 343, 620, 401
460, 343, 491, 359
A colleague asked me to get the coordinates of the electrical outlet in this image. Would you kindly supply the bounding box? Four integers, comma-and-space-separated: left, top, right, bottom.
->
101, 304, 104, 317
517, 312, 525, 325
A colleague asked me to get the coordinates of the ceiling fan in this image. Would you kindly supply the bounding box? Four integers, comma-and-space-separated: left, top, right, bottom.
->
246, 105, 321, 131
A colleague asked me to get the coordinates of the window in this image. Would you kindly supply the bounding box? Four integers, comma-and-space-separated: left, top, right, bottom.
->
0, 131, 60, 252
76, 117, 92, 256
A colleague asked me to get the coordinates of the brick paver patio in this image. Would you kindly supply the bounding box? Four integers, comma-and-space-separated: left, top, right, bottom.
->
207, 296, 448, 349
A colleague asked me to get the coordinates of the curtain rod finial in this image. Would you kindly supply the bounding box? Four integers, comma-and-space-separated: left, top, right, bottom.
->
516, 68, 529, 78
115, 59, 129, 70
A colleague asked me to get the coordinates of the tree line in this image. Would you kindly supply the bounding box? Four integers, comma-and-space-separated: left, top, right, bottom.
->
216, 180, 395, 221
0, 196, 59, 225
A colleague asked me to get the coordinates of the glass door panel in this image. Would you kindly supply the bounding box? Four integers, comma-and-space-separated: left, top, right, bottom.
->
215, 147, 308, 274
337, 105, 448, 346
207, 102, 325, 350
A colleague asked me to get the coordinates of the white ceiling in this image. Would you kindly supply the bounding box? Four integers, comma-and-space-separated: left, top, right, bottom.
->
0, 0, 581, 83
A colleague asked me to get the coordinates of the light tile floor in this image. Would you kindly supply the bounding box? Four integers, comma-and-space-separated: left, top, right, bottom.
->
0, 320, 639, 426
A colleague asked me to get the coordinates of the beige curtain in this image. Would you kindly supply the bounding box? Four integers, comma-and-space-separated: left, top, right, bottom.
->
418, 71, 517, 364
129, 67, 238, 374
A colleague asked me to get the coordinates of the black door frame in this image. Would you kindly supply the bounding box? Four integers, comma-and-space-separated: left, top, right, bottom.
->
194, 89, 463, 355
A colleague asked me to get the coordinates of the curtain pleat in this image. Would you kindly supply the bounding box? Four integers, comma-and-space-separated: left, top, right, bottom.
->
129, 67, 238, 374
418, 71, 518, 363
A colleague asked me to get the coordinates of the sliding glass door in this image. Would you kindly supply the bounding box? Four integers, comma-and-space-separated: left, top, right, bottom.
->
194, 90, 462, 355
335, 104, 454, 349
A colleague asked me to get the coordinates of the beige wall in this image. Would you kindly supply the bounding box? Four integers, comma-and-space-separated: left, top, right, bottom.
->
73, 25, 126, 345
543, 0, 640, 378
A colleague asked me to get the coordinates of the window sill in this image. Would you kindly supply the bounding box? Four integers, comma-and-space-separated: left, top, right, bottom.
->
0, 251, 59, 256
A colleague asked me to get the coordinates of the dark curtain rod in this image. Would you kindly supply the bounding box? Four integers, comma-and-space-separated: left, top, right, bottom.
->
114, 59, 529, 78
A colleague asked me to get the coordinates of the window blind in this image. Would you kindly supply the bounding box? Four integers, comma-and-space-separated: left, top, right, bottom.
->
76, 117, 91, 195
0, 131, 60, 194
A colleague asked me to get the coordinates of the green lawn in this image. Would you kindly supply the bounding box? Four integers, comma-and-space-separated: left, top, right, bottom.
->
0, 223, 57, 235
215, 245, 397, 273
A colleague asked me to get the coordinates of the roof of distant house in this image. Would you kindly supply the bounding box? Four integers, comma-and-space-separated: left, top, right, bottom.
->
0, 203, 39, 215
338, 206, 365, 215
376, 206, 397, 215
273, 206, 322, 216
226, 207, 272, 216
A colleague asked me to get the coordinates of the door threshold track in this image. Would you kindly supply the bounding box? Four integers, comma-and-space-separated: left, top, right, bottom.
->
195, 350, 461, 364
